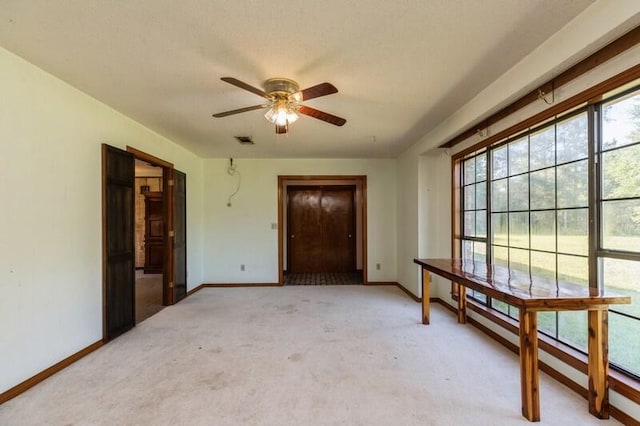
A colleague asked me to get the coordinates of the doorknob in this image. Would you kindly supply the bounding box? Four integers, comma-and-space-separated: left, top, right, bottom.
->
348, 234, 352, 238
291, 234, 295, 239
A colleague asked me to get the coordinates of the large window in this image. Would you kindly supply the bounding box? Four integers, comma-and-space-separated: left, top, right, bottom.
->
459, 86, 640, 379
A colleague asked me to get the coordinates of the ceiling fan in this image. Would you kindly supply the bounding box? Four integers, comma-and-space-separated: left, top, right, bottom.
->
213, 77, 346, 134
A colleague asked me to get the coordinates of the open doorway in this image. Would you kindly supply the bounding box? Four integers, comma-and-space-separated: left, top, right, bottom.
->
102, 144, 187, 340
134, 159, 165, 323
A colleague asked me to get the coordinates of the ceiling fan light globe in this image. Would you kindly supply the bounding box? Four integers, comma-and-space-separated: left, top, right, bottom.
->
275, 108, 288, 126
264, 108, 277, 123
287, 110, 299, 123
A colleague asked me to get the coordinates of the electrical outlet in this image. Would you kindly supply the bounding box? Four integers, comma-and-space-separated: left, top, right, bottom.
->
376, 263, 381, 270
241, 264, 245, 271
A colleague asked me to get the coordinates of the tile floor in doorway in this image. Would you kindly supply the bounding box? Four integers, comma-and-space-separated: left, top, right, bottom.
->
284, 271, 363, 285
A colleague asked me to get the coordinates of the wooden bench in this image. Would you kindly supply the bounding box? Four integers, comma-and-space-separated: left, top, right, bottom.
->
413, 258, 631, 422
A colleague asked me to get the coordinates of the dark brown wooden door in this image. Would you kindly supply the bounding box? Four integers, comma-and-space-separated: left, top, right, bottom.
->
289, 188, 323, 272
321, 187, 355, 271
173, 170, 187, 302
102, 144, 135, 340
288, 186, 355, 273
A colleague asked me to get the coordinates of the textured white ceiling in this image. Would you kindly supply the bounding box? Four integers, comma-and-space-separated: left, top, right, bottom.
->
0, 0, 596, 158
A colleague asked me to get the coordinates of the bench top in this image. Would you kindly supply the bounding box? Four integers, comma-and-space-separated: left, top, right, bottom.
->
414, 258, 631, 311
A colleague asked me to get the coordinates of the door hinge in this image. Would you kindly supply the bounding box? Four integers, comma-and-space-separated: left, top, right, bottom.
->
168, 179, 174, 187
169, 281, 174, 288
169, 230, 175, 237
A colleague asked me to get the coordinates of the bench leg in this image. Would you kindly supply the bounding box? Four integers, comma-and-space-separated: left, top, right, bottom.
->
457, 285, 467, 324
422, 269, 430, 325
588, 309, 609, 419
519, 309, 540, 422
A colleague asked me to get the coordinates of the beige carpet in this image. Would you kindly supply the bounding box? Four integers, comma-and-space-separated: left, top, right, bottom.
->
0, 286, 622, 425
135, 271, 164, 324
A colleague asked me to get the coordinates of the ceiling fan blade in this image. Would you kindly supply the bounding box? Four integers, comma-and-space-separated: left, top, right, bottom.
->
298, 105, 346, 126
221, 77, 269, 99
212, 104, 268, 118
298, 82, 338, 101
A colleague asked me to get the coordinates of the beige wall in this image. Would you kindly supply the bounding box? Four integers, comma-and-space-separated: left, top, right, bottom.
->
202, 158, 397, 284
0, 46, 204, 394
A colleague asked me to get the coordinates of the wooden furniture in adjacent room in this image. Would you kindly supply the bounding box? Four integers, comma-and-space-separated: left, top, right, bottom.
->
413, 258, 631, 422
143, 191, 164, 274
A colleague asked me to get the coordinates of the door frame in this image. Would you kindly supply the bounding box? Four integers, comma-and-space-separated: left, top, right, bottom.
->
277, 175, 367, 285
126, 146, 175, 305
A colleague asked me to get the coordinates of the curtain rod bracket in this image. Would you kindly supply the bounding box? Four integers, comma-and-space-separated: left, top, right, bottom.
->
538, 88, 554, 105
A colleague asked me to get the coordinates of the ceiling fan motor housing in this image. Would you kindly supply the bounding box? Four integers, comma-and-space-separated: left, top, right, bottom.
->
264, 78, 300, 98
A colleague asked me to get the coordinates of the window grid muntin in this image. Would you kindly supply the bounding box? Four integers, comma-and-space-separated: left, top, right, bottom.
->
462, 152, 488, 241
461, 151, 489, 305
489, 113, 590, 320
466, 110, 595, 335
